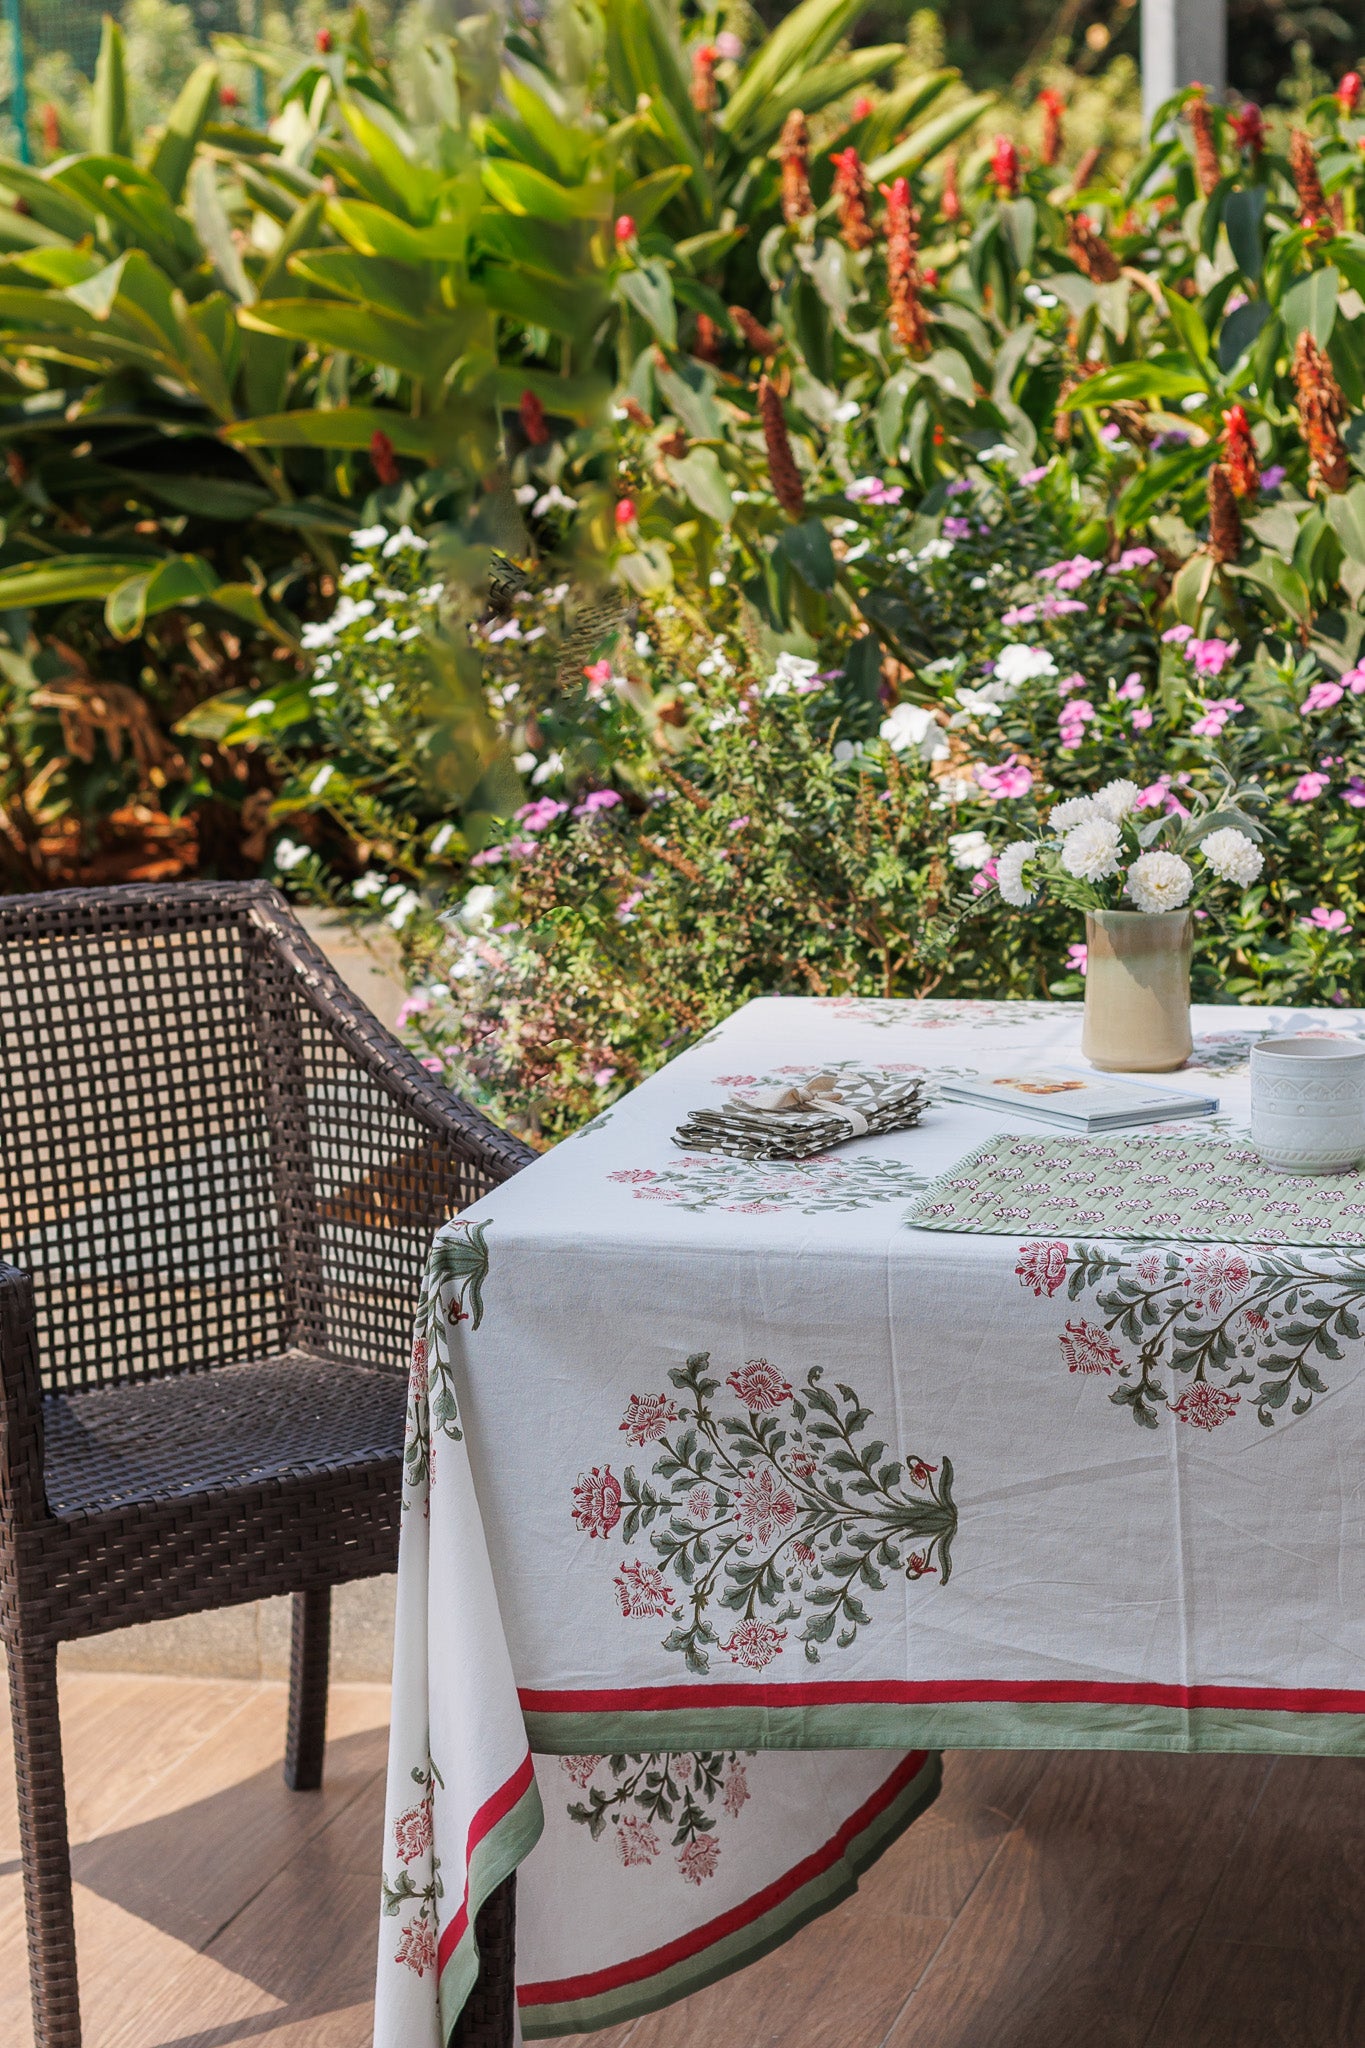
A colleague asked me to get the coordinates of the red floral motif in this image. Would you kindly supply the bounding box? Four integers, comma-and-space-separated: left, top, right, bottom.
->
1242, 1309, 1270, 1334
722, 1618, 788, 1669
409, 1338, 428, 1404
726, 1358, 793, 1410
617, 1814, 661, 1866
396, 1919, 437, 1976
906, 1458, 938, 1489
792, 1540, 817, 1571
678, 1836, 722, 1884
1183, 1247, 1252, 1315
788, 1447, 818, 1478
734, 1465, 799, 1546
608, 1168, 659, 1183
1015, 1236, 1064, 1286
1171, 1383, 1241, 1430
1136, 1252, 1165, 1285
560, 1755, 603, 1788
713, 1073, 758, 1085
722, 1762, 750, 1816
572, 1466, 622, 1537
393, 1798, 432, 1864
687, 1485, 713, 1521
620, 1392, 679, 1446
1060, 1319, 1123, 1376
614, 1559, 676, 1618
905, 1550, 937, 1579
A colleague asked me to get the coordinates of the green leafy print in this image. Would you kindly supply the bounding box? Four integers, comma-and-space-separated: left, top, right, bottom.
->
560, 1750, 752, 1886
1019, 1237, 1365, 1431
382, 1755, 445, 1981
608, 1155, 926, 1213
405, 1218, 491, 1487
572, 1353, 957, 1675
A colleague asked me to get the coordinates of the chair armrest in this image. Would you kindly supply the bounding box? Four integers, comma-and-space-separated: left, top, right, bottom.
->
247, 892, 537, 1191
0, 1264, 48, 1534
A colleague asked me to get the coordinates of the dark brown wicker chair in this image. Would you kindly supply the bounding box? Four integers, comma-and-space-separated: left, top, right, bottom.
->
0, 880, 531, 2048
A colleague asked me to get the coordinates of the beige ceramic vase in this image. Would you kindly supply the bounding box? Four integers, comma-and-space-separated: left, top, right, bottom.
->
1081, 908, 1193, 1072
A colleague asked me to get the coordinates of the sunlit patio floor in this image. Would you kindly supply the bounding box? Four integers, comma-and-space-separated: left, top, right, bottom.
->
4, 1670, 1365, 2047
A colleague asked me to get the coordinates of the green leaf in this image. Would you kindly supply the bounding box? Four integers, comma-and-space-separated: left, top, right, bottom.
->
665, 447, 732, 524
777, 516, 836, 590
1326, 483, 1365, 565
863, 93, 996, 186
718, 0, 865, 137
1280, 265, 1339, 349
1059, 360, 1207, 408
616, 259, 677, 346
149, 63, 220, 203
188, 158, 254, 305
0, 554, 157, 606
91, 18, 132, 160
1218, 297, 1270, 372
223, 407, 449, 456
1224, 185, 1266, 281
481, 160, 610, 224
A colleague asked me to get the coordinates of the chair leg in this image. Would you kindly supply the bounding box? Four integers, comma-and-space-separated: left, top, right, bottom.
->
283, 1585, 331, 1792
453, 1875, 517, 2048
7, 1638, 81, 2048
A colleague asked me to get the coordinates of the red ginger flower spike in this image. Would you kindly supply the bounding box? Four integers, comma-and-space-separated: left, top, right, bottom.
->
778, 109, 813, 224
1289, 128, 1332, 233
1038, 88, 1064, 167
369, 429, 400, 487
614, 215, 636, 245
1338, 71, 1363, 114
852, 94, 874, 121
692, 312, 722, 364
991, 134, 1021, 199
316, 26, 333, 52
519, 388, 550, 446
940, 152, 962, 221
757, 374, 806, 519
1293, 330, 1351, 493
220, 85, 241, 109
1221, 405, 1261, 500
690, 43, 717, 114
830, 147, 875, 252
1229, 103, 1264, 157
1186, 86, 1221, 198
730, 305, 780, 357
1067, 214, 1120, 284
881, 176, 929, 357
1207, 463, 1243, 562
1072, 143, 1101, 190
40, 102, 59, 154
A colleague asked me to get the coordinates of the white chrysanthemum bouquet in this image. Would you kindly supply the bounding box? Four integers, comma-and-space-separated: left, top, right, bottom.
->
991, 770, 1267, 916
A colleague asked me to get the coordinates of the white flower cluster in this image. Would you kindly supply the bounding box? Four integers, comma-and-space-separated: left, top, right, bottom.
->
1199, 827, 1264, 886
1126, 850, 1193, 913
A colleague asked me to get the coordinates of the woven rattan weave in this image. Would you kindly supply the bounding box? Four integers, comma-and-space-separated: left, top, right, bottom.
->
0, 881, 529, 2048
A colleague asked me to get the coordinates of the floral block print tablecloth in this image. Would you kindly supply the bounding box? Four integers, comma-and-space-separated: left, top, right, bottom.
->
375, 994, 1365, 2048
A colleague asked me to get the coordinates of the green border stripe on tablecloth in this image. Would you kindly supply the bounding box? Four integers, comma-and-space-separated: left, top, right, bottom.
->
437, 1762, 545, 2046
517, 1749, 940, 2038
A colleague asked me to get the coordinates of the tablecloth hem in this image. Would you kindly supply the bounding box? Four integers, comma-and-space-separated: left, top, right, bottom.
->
436, 1763, 545, 2044
515, 1749, 940, 2037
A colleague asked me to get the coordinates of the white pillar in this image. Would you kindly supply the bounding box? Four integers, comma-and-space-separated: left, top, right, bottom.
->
1142, 0, 1226, 130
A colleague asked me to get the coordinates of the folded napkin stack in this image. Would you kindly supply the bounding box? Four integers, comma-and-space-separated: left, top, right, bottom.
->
674, 1068, 930, 1162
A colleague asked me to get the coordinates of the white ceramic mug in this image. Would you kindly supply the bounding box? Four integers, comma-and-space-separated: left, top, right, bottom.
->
1250, 1035, 1365, 1175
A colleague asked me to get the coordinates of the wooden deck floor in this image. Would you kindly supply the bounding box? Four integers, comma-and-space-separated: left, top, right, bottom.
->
3, 1672, 1364, 2047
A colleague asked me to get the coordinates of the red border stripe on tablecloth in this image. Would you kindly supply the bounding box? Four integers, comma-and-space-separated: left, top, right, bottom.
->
517, 1750, 928, 2007
518, 1678, 1365, 1714
436, 1751, 537, 1975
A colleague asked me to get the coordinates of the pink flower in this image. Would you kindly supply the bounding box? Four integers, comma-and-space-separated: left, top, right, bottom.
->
615, 1558, 676, 1618
1303, 681, 1345, 713
1191, 707, 1230, 737
1057, 671, 1089, 696
574, 789, 622, 817
560, 1754, 602, 1787
1187, 637, 1238, 677
1001, 604, 1038, 626
516, 796, 569, 830
1116, 673, 1145, 701
975, 755, 1034, 800
1021, 465, 1049, 484
1344, 777, 1365, 808
1305, 906, 1353, 933
1060, 1319, 1123, 1376
1016, 1241, 1070, 1297
394, 1798, 433, 1863
1066, 943, 1088, 976
1170, 1383, 1240, 1430
1039, 554, 1102, 590
1161, 623, 1193, 644
678, 1836, 722, 1883
721, 1618, 788, 1670
726, 1358, 793, 1410
1184, 1247, 1251, 1315
723, 1762, 750, 1817
571, 1466, 623, 1538
396, 1920, 437, 1976
1130, 705, 1154, 730
617, 1815, 661, 1866
1043, 597, 1088, 617
1292, 772, 1330, 802
1342, 665, 1365, 694
943, 515, 973, 540
971, 860, 998, 895
620, 1392, 679, 1445
1113, 546, 1157, 572
846, 476, 904, 507
734, 1465, 799, 1546
609, 1168, 658, 1183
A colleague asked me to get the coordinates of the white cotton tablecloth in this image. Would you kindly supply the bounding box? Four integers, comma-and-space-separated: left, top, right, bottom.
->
373, 995, 1365, 2046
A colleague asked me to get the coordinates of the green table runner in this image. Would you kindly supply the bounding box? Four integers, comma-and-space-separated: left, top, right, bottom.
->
907, 1131, 1365, 1247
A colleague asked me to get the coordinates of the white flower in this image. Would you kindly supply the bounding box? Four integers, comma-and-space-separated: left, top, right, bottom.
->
363, 618, 397, 643
978, 443, 1016, 462
272, 837, 309, 872
458, 883, 498, 928
1126, 850, 1194, 913
956, 686, 1006, 721
513, 484, 537, 506
996, 839, 1038, 906
382, 525, 429, 557
1061, 817, 1122, 881
994, 643, 1058, 690
350, 524, 387, 548
833, 399, 861, 423
386, 889, 422, 929
531, 750, 564, 786
765, 652, 821, 696
917, 537, 954, 562
513, 750, 536, 774
353, 872, 385, 899
246, 696, 275, 717
1200, 827, 1264, 885
832, 738, 860, 763
1048, 796, 1100, 835
1093, 778, 1142, 821
308, 764, 334, 796
532, 485, 576, 518
879, 702, 949, 761
339, 563, 370, 589
430, 823, 456, 855
948, 829, 991, 870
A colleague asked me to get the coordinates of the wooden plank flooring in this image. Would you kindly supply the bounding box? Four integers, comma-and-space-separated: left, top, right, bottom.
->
3, 1673, 1365, 2046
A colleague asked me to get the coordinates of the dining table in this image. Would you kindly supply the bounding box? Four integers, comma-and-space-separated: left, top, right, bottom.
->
372, 992, 1365, 2047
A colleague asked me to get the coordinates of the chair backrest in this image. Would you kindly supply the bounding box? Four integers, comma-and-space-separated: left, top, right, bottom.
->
0, 881, 481, 1393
